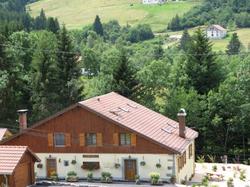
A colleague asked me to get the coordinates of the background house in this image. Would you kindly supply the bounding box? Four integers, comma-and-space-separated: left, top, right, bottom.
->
0, 146, 40, 187
2, 92, 198, 183
0, 128, 12, 141
142, 0, 166, 4
206, 24, 227, 39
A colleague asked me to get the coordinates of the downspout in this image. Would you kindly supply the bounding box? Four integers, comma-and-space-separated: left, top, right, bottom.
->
172, 154, 175, 177
4, 175, 8, 187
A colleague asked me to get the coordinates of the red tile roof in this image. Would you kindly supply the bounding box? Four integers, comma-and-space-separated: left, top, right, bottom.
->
0, 128, 8, 141
0, 146, 40, 175
79, 92, 198, 154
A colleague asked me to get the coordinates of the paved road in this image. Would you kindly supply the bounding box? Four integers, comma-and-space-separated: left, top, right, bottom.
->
31, 181, 176, 187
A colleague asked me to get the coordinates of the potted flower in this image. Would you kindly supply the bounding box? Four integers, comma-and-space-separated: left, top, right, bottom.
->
150, 172, 162, 185
135, 175, 140, 185
156, 163, 161, 168
227, 177, 234, 187
114, 163, 121, 168
101, 172, 112, 183
49, 171, 58, 181
71, 159, 77, 165
87, 172, 93, 182
212, 165, 217, 172
37, 163, 43, 168
140, 161, 146, 166
66, 171, 78, 182
170, 175, 176, 184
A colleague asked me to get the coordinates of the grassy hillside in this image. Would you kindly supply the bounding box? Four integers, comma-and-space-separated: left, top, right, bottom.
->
27, 0, 199, 32
166, 28, 250, 51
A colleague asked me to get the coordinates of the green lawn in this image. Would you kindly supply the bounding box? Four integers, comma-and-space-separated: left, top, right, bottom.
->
27, 0, 199, 32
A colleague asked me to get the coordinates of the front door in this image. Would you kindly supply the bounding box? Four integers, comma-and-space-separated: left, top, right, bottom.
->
124, 159, 137, 181
46, 158, 57, 178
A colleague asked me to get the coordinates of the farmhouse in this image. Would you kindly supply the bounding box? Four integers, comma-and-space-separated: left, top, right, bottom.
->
0, 146, 40, 187
0, 128, 12, 141
2, 92, 198, 183
142, 0, 166, 4
206, 24, 227, 39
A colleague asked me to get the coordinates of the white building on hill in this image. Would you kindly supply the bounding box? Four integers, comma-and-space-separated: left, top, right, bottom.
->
206, 24, 227, 39
142, 0, 166, 4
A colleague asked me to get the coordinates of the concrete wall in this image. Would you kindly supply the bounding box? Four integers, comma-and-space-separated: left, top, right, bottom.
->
35, 153, 175, 181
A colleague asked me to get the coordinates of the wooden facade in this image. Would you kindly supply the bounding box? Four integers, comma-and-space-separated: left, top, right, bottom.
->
3, 106, 171, 154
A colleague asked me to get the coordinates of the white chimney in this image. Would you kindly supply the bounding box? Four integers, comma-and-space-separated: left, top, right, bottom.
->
17, 109, 28, 132
178, 108, 186, 138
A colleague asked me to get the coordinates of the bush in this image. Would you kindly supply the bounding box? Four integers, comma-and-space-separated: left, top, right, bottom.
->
66, 171, 78, 182
101, 172, 112, 183
197, 155, 205, 163
67, 171, 77, 176
87, 172, 93, 182
156, 163, 161, 168
140, 161, 146, 166
135, 175, 140, 185
49, 171, 58, 181
201, 175, 209, 186
150, 172, 161, 185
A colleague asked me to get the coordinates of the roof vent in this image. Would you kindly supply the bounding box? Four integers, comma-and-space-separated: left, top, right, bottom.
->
97, 98, 100, 102
127, 103, 138, 109
161, 126, 174, 134
166, 122, 177, 129
119, 107, 129, 112
109, 110, 120, 116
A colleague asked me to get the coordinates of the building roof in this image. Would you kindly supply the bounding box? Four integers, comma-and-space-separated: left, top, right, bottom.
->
0, 146, 40, 175
1, 92, 198, 154
0, 128, 8, 141
79, 92, 198, 154
208, 24, 227, 31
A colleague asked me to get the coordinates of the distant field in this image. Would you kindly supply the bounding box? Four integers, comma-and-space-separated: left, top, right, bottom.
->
166, 28, 250, 51
27, 0, 200, 32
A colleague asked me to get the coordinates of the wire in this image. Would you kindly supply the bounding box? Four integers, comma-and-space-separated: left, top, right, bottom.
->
0, 42, 250, 57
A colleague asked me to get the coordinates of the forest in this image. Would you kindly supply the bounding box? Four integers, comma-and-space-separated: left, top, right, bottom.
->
0, 0, 249, 164
168, 0, 250, 31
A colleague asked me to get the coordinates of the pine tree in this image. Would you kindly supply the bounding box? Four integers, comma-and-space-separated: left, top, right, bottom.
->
226, 33, 241, 55
57, 25, 82, 106
185, 28, 221, 94
47, 17, 60, 33
179, 29, 191, 51
34, 9, 47, 30
93, 15, 103, 36
112, 49, 137, 98
168, 14, 181, 31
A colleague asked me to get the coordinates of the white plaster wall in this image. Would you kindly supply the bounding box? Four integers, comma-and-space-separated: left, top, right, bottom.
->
142, 0, 165, 4
207, 29, 226, 39
175, 141, 195, 183
35, 153, 175, 181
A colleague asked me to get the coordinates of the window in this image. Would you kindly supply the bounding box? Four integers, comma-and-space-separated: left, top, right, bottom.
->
86, 133, 97, 146
120, 133, 131, 145
54, 133, 65, 147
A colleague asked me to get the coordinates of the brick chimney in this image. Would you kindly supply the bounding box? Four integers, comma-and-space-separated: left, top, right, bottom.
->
178, 108, 186, 138
17, 109, 28, 132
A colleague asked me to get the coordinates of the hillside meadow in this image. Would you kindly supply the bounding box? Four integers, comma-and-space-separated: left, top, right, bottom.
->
27, 0, 200, 32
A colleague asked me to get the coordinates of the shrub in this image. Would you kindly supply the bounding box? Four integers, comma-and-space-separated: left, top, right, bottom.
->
207, 155, 216, 163
87, 172, 93, 182
181, 179, 186, 184
67, 171, 77, 176
101, 172, 112, 183
49, 171, 58, 181
114, 163, 120, 168
71, 160, 77, 165
150, 172, 160, 185
201, 175, 209, 186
